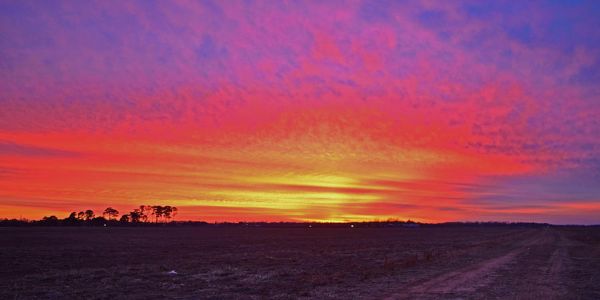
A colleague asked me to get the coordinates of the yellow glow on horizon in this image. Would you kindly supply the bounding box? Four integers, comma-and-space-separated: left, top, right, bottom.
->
208, 190, 379, 205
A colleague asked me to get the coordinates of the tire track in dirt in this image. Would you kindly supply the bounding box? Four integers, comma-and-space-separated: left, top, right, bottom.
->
385, 229, 552, 299
534, 231, 570, 299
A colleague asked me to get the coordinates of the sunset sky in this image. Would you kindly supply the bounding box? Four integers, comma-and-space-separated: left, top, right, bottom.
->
1, 1, 600, 224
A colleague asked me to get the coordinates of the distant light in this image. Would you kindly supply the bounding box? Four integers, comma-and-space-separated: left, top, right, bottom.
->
350, 224, 354, 228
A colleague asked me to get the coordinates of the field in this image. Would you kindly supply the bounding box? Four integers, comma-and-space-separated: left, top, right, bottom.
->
2, 226, 600, 299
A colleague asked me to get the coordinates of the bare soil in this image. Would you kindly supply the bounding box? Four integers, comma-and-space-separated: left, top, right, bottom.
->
1, 226, 599, 299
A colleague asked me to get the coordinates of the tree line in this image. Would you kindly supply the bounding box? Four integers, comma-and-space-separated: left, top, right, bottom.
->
3, 205, 178, 226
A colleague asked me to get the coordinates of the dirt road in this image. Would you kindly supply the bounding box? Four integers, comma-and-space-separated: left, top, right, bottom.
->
386, 228, 573, 299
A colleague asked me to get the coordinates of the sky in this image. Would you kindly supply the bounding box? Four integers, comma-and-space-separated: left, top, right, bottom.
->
1, 0, 600, 224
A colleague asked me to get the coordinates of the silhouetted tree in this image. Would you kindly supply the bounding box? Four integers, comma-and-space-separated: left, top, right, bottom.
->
129, 209, 142, 223
170, 207, 178, 221
9, 205, 182, 226
163, 206, 177, 222
41, 215, 59, 225
119, 214, 130, 223
139, 205, 152, 223
146, 205, 178, 223
102, 207, 119, 220
0, 218, 29, 226
151, 205, 164, 223
84, 210, 94, 221
90, 216, 106, 226
64, 212, 79, 225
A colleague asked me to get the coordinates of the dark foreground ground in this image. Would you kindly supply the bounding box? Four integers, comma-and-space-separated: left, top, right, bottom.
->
1, 226, 599, 299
